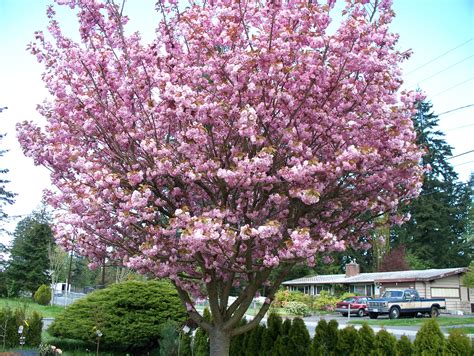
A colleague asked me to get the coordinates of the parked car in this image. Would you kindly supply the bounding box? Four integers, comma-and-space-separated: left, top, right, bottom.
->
336, 296, 372, 317
367, 289, 446, 319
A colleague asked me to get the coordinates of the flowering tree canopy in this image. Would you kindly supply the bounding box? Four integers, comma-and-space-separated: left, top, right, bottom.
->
19, 0, 423, 353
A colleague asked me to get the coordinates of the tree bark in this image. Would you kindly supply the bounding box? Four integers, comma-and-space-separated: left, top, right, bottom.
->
209, 327, 231, 356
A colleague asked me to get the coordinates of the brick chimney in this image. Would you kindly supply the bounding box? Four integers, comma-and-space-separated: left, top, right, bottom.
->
345, 261, 360, 277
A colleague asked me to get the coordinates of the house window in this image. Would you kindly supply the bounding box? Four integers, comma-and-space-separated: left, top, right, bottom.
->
366, 285, 373, 296
431, 288, 460, 298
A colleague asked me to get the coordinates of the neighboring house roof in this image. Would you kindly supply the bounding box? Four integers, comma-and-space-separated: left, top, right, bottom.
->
282, 267, 468, 285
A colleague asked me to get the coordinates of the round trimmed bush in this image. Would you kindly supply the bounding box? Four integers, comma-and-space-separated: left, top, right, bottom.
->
34, 284, 52, 305
48, 280, 187, 353
285, 301, 311, 316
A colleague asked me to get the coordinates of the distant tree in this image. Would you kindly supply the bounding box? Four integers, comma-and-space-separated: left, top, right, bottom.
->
0, 133, 16, 227
5, 209, 53, 296
393, 100, 472, 268
378, 245, 410, 272
462, 261, 474, 288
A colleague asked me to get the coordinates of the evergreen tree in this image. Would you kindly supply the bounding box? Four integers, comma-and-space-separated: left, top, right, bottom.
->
336, 326, 359, 356
393, 100, 472, 268
326, 320, 339, 354
0, 132, 16, 227
396, 335, 413, 356
310, 319, 329, 356
287, 318, 311, 355
6, 209, 53, 296
413, 319, 445, 355
193, 308, 211, 356
374, 329, 397, 356
245, 324, 264, 356
229, 318, 248, 356
261, 313, 282, 355
354, 322, 375, 355
281, 318, 292, 336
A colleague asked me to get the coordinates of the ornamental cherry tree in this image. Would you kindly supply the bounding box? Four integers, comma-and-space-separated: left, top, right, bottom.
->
19, 0, 423, 354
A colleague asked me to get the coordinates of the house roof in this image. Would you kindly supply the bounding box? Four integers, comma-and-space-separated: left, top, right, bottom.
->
282, 267, 468, 285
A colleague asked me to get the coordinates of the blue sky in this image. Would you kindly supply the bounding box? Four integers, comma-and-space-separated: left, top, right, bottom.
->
0, 0, 473, 244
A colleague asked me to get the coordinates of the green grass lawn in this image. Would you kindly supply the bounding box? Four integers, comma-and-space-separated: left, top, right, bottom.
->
349, 316, 474, 327
0, 297, 65, 318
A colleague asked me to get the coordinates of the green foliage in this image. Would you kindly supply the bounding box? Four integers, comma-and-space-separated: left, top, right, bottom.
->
274, 289, 313, 308
193, 308, 211, 356
230, 318, 248, 356
5, 210, 53, 296
281, 318, 292, 336
337, 326, 359, 356
445, 328, 472, 356
285, 301, 311, 316
462, 261, 474, 288
354, 322, 375, 355
287, 318, 310, 355
393, 101, 472, 268
396, 335, 413, 356
374, 329, 397, 356
48, 280, 187, 353
0, 133, 16, 224
34, 284, 52, 306
272, 335, 289, 356
326, 319, 339, 353
310, 319, 328, 356
313, 291, 339, 311
0, 305, 42, 349
158, 320, 191, 356
245, 324, 264, 356
413, 319, 445, 355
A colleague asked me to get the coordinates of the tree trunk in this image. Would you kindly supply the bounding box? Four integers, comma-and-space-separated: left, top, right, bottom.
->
209, 327, 231, 356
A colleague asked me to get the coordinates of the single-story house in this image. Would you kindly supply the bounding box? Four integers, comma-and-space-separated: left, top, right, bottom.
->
282, 262, 473, 314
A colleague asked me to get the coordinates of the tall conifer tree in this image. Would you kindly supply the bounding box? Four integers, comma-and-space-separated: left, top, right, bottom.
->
393, 100, 472, 267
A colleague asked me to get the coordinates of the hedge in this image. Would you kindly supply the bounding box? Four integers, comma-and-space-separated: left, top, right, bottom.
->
48, 280, 187, 353
0, 306, 42, 349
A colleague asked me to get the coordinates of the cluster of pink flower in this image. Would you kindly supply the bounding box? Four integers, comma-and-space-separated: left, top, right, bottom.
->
18, 0, 423, 324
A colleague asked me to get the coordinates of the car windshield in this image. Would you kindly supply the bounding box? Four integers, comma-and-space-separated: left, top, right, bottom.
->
343, 298, 355, 303
382, 291, 403, 298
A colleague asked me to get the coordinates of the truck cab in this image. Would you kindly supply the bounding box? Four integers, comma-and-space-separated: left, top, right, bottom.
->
367, 289, 446, 319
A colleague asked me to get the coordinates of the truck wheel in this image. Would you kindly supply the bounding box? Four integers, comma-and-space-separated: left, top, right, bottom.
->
430, 306, 439, 318
369, 312, 378, 319
389, 307, 400, 320
357, 309, 365, 317
341, 313, 348, 317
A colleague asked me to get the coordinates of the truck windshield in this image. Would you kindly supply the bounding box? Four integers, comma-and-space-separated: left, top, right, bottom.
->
382, 291, 403, 298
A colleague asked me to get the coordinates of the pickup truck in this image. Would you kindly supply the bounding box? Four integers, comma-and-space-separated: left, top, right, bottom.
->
367, 289, 446, 319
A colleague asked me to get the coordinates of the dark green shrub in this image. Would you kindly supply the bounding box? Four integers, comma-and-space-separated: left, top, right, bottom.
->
413, 319, 445, 356
287, 318, 310, 355
337, 326, 359, 356
230, 318, 248, 356
0, 306, 42, 348
374, 329, 397, 356
445, 328, 472, 356
245, 324, 265, 356
326, 319, 339, 353
193, 308, 211, 356
396, 335, 413, 356
272, 335, 289, 356
48, 280, 187, 353
260, 313, 281, 355
310, 319, 328, 356
159, 320, 191, 356
282, 318, 292, 336
354, 322, 375, 355
34, 284, 52, 306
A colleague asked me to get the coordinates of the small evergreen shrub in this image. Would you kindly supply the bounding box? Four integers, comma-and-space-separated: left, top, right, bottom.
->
326, 319, 339, 353
282, 318, 292, 335
354, 322, 375, 355
285, 301, 311, 316
245, 324, 265, 356
396, 335, 413, 356
34, 284, 52, 306
337, 326, 359, 356
48, 280, 187, 353
413, 319, 445, 356
310, 319, 328, 356
445, 328, 472, 356
287, 318, 311, 355
374, 329, 397, 356
0, 306, 43, 348
230, 318, 248, 356
260, 312, 282, 355
193, 308, 211, 356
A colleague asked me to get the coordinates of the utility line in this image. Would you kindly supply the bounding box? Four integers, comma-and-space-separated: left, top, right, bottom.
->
438, 104, 474, 116
407, 54, 474, 88
405, 38, 474, 76
453, 160, 474, 167
447, 150, 474, 160
431, 77, 474, 98
445, 123, 474, 132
